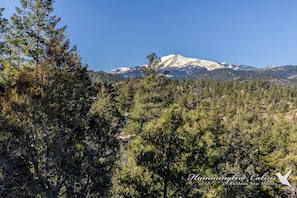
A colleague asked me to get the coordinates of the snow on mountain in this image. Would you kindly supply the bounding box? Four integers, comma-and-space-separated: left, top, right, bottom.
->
161, 54, 224, 70
110, 67, 132, 74
109, 66, 142, 78
109, 54, 255, 78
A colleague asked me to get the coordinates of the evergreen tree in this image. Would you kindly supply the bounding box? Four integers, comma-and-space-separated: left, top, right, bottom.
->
0, 8, 8, 62
0, 2, 120, 197
123, 54, 174, 135
0, 8, 8, 85
2, 0, 65, 86
9, 0, 63, 65
140, 52, 163, 77
138, 106, 186, 198
115, 77, 138, 114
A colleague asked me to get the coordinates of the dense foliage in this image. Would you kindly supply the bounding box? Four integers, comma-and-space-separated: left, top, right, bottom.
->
114, 75, 297, 198
87, 70, 123, 85
0, 1, 121, 197
1, 1, 297, 198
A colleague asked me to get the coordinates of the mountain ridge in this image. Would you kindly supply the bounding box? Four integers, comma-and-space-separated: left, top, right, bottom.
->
107, 54, 297, 87
109, 54, 256, 78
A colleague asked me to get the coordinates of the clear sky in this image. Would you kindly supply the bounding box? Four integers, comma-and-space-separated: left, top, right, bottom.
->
1, 0, 297, 71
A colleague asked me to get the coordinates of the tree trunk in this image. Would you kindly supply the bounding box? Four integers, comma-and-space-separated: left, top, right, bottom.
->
163, 176, 168, 198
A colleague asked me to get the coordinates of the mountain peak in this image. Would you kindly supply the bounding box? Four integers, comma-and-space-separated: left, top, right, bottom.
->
160, 54, 224, 70
109, 54, 256, 78
110, 67, 132, 74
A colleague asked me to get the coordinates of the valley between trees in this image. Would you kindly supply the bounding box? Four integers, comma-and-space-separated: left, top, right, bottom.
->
1, 1, 297, 197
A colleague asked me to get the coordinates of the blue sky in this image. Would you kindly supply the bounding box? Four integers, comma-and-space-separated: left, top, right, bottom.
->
1, 0, 297, 71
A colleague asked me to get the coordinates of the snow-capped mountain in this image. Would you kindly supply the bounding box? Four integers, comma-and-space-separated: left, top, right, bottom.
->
161, 54, 223, 70
109, 54, 255, 78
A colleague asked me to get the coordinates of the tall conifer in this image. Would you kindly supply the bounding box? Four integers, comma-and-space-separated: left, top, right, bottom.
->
0, 0, 120, 197
2, 0, 65, 86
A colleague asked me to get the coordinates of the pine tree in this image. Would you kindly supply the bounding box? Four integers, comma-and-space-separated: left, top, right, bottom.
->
9, 0, 63, 65
0, 8, 8, 61
0, 8, 8, 85
140, 52, 162, 77
139, 106, 185, 198
124, 54, 174, 135
2, 0, 65, 86
0, 1, 120, 197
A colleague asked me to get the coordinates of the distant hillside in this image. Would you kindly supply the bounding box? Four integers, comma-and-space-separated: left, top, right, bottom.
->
87, 70, 123, 85
190, 66, 297, 87
259, 65, 297, 79
190, 68, 259, 81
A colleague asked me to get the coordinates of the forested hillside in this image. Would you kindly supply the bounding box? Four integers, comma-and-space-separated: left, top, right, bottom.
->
88, 70, 123, 85
1, 1, 297, 198
190, 67, 297, 88
111, 55, 297, 197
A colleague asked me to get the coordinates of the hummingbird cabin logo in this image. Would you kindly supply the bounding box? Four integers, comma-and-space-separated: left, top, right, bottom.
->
276, 169, 292, 188
187, 169, 293, 187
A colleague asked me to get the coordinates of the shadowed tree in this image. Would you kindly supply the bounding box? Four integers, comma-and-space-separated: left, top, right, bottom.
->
0, 1, 120, 197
